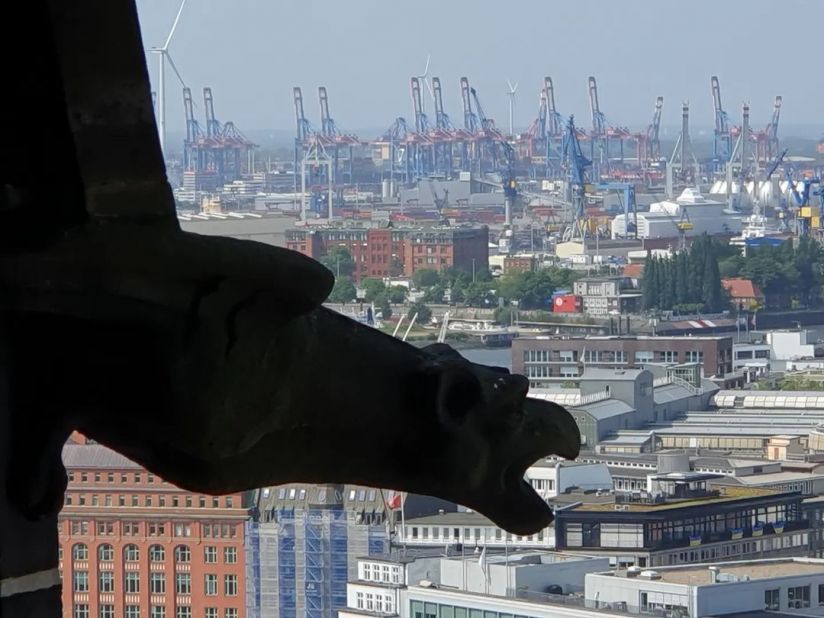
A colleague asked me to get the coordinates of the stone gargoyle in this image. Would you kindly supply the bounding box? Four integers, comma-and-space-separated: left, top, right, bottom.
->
3, 0, 580, 541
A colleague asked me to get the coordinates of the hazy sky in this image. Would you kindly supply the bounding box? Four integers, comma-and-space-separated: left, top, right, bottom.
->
136, 0, 821, 137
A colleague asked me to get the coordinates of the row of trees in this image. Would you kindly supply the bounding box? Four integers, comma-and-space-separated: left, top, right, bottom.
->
720, 236, 824, 309
641, 235, 725, 313
319, 245, 583, 315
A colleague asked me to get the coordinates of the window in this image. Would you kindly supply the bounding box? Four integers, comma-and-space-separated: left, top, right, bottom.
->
185, 497, 192, 508
150, 572, 165, 594
224, 574, 238, 596
124, 544, 139, 561
205, 574, 218, 596
74, 605, 90, 618
176, 573, 191, 594
584, 349, 599, 363
176, 609, 192, 618
100, 605, 115, 618
72, 543, 89, 561
65, 495, 72, 505
123, 522, 139, 536
765, 588, 780, 610
174, 523, 191, 537
81, 473, 88, 483
125, 572, 140, 594
205, 610, 218, 618
71, 521, 89, 536
174, 545, 191, 563
819, 584, 824, 606
148, 523, 165, 537
92, 495, 99, 506
99, 571, 114, 593
148, 474, 155, 483
73, 571, 89, 592
78, 495, 86, 506
97, 521, 113, 536
120, 474, 127, 483
635, 350, 654, 363
789, 585, 810, 608
356, 592, 364, 609
224, 610, 238, 618
224, 547, 237, 564
149, 545, 165, 562
98, 544, 114, 562
199, 497, 205, 508
204, 546, 217, 564
119, 496, 126, 507
659, 350, 678, 363
158, 496, 165, 507
107, 473, 114, 483
145, 496, 152, 507
125, 606, 140, 618
150, 607, 165, 618
131, 495, 138, 507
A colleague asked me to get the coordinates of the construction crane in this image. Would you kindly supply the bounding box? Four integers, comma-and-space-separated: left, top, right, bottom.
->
561, 116, 592, 241
711, 75, 734, 171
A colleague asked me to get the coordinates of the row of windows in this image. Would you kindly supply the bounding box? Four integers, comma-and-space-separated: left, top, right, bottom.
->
410, 600, 535, 618
65, 493, 234, 509
652, 533, 810, 567
522, 349, 706, 364
67, 520, 239, 539
73, 605, 238, 618
355, 591, 395, 613
72, 571, 238, 596
69, 543, 235, 564
407, 525, 548, 544
360, 562, 401, 584
68, 471, 158, 485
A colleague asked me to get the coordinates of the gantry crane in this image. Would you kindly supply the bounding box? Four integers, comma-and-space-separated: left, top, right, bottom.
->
561, 116, 592, 241
756, 96, 782, 166
318, 86, 359, 183
635, 96, 663, 177
711, 75, 734, 171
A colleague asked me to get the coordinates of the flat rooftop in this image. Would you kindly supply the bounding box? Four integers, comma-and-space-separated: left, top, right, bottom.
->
568, 485, 780, 513
654, 559, 824, 586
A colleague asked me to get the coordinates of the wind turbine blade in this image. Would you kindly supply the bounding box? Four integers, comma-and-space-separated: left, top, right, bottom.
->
163, 0, 188, 50
423, 53, 431, 77
513, 82, 519, 92
507, 79, 513, 91
165, 53, 186, 88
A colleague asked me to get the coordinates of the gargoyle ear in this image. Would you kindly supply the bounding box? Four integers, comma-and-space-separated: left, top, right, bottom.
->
435, 366, 483, 428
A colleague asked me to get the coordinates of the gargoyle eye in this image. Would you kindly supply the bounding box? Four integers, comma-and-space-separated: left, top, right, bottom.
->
438, 369, 482, 425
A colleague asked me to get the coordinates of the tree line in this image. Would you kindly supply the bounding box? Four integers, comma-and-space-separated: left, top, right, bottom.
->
641, 235, 725, 313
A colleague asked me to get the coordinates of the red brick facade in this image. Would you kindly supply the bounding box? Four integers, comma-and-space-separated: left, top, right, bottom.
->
286, 226, 488, 282
59, 438, 248, 618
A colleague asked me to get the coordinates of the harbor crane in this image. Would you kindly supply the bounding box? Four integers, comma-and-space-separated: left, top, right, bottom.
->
711, 75, 734, 171
561, 116, 592, 241
756, 96, 782, 165
635, 96, 664, 176
317, 86, 359, 183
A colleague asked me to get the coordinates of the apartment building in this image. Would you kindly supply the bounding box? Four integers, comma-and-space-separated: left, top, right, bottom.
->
513, 335, 733, 383
59, 436, 249, 618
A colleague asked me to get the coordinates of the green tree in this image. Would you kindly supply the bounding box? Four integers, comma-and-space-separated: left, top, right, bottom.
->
375, 294, 392, 320
423, 283, 446, 303
361, 278, 386, 303
702, 247, 725, 312
327, 277, 356, 304
412, 269, 440, 289
388, 285, 407, 304
464, 281, 497, 307
675, 251, 690, 306
642, 255, 657, 310
407, 302, 432, 324
320, 246, 356, 279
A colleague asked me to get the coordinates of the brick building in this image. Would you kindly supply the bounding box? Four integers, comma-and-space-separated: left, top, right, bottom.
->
59, 435, 249, 618
285, 226, 488, 282
512, 335, 734, 381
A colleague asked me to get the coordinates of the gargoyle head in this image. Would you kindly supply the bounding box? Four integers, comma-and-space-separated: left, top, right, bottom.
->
408, 343, 581, 535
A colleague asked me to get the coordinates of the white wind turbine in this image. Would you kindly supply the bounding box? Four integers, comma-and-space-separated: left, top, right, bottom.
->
506, 79, 519, 136
150, 0, 188, 155
416, 53, 434, 115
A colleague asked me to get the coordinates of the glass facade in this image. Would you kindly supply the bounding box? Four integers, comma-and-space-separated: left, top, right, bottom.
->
410, 601, 536, 618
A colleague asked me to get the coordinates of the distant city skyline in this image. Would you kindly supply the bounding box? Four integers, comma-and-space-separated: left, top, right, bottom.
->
136, 0, 822, 137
